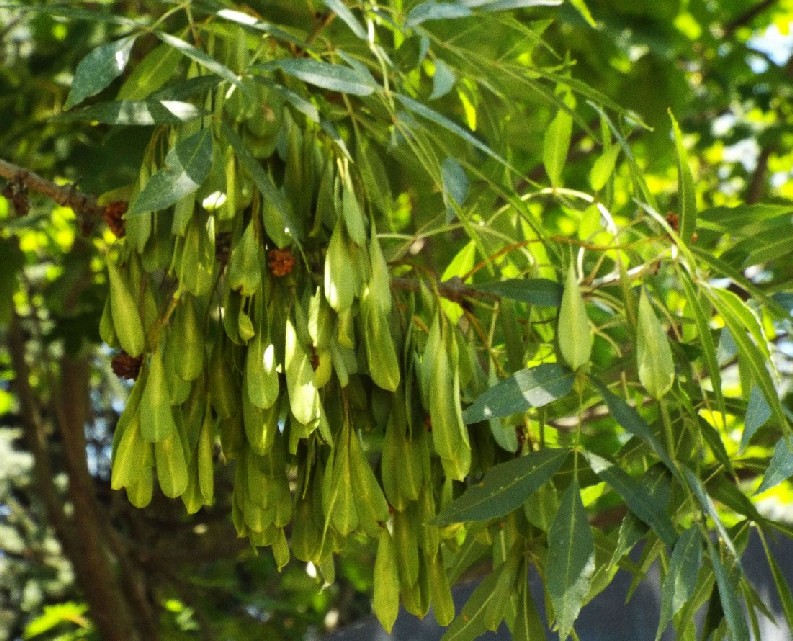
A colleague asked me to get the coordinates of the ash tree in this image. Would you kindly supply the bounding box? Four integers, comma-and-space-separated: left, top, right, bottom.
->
3, 1, 793, 641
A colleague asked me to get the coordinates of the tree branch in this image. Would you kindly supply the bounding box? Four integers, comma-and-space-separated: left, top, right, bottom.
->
723, 0, 778, 37
0, 157, 103, 232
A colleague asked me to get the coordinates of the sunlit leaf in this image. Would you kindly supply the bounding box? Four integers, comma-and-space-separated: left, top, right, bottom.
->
269, 59, 376, 96
65, 35, 137, 109
543, 106, 572, 187
59, 99, 202, 125
435, 448, 568, 524
670, 112, 696, 243
129, 129, 213, 215
462, 363, 574, 423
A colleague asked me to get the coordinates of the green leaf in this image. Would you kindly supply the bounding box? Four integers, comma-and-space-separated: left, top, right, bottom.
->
513, 574, 547, 641
708, 287, 786, 430
678, 272, 725, 420
271, 59, 376, 96
64, 35, 137, 109
322, 0, 367, 38
117, 42, 181, 100
441, 156, 468, 221
23, 602, 89, 638
130, 129, 213, 215
568, 0, 597, 26
589, 144, 620, 191
430, 58, 457, 100
434, 448, 568, 524
756, 437, 793, 494
558, 264, 591, 370
157, 32, 242, 88
222, 123, 301, 247
473, 278, 563, 306
407, 2, 473, 26
58, 99, 202, 125
706, 537, 750, 641
657, 527, 702, 640
741, 384, 771, 451
462, 363, 574, 424
441, 558, 517, 641
592, 380, 674, 471
543, 107, 572, 187
758, 529, 793, 632
584, 452, 677, 546
464, 0, 562, 9
636, 289, 675, 399
547, 479, 594, 641
396, 94, 511, 168
670, 112, 696, 243
683, 468, 736, 558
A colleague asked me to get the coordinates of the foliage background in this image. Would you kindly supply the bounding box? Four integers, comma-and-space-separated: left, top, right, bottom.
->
2, 1, 793, 640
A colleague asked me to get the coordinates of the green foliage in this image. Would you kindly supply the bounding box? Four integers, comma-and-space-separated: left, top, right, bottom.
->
4, 1, 793, 640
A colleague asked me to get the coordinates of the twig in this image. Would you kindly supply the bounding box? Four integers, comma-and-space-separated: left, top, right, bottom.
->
0, 157, 103, 232
723, 0, 778, 37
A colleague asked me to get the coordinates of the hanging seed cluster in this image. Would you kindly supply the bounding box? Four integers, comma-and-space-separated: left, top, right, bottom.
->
102, 75, 489, 629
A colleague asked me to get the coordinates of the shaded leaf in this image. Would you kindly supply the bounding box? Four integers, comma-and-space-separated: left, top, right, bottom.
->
441, 156, 468, 221
396, 94, 511, 168
65, 35, 137, 109
462, 363, 574, 424
592, 379, 674, 471
657, 527, 702, 640
474, 278, 563, 306
463, 0, 561, 8
742, 384, 771, 451
683, 468, 736, 558
547, 479, 594, 641
322, 0, 367, 38
707, 537, 750, 641
435, 448, 568, 524
430, 58, 457, 100
584, 452, 677, 546
759, 529, 793, 632
129, 129, 213, 215
756, 437, 793, 494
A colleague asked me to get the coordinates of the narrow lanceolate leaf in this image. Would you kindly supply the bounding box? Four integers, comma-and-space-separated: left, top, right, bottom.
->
406, 2, 473, 26
584, 452, 677, 546
758, 529, 793, 632
547, 480, 594, 641
434, 448, 568, 524
592, 380, 674, 471
636, 289, 674, 399
683, 468, 736, 558
462, 363, 574, 424
708, 287, 787, 431
373, 528, 400, 632
558, 264, 591, 371
157, 32, 242, 88
670, 112, 696, 243
130, 130, 213, 215
474, 278, 563, 307
64, 35, 137, 109
440, 559, 516, 641
396, 94, 511, 169
464, 0, 562, 10
271, 59, 375, 96
589, 144, 620, 191
322, 0, 367, 38
742, 384, 771, 451
60, 100, 202, 125
513, 574, 546, 641
707, 537, 751, 641
657, 527, 702, 640
756, 437, 793, 494
543, 107, 573, 187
